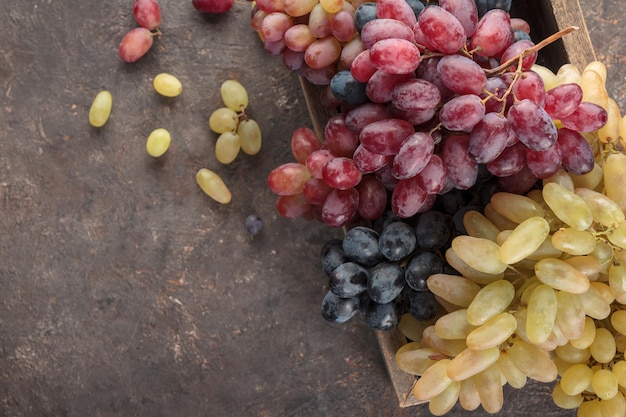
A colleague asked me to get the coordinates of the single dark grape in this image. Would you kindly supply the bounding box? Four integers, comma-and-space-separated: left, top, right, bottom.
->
379, 221, 417, 261
368, 262, 405, 304
320, 291, 360, 323
342, 226, 385, 267
329, 262, 369, 298
320, 239, 350, 275
406, 288, 439, 321
405, 251, 443, 291
245, 214, 263, 235
514, 29, 532, 42
354, 2, 378, 33
330, 70, 369, 106
415, 210, 452, 251
365, 299, 401, 330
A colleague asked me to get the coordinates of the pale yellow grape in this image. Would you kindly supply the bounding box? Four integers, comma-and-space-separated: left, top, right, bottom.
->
551, 382, 583, 409
490, 192, 545, 223
612, 360, 626, 388
466, 312, 516, 350
560, 363, 594, 395
397, 313, 431, 342
577, 283, 611, 319
146, 128, 171, 157
153, 73, 182, 97
591, 368, 618, 400
598, 97, 621, 143
589, 327, 616, 364
564, 256, 601, 281
575, 187, 625, 227
570, 317, 596, 349
429, 380, 460, 416
422, 326, 467, 357
580, 68, 609, 111
412, 359, 453, 401
577, 400, 602, 417
535, 258, 590, 293
237, 119, 262, 155
466, 280, 514, 326
508, 340, 558, 383
611, 310, 626, 336
542, 182, 593, 231
519, 279, 541, 306
474, 363, 504, 414
444, 248, 504, 285
551, 228, 596, 256
451, 236, 508, 274
435, 309, 476, 340
609, 264, 626, 304
526, 236, 563, 260
394, 341, 421, 357
555, 290, 586, 340
395, 347, 438, 376
608, 224, 626, 249
526, 284, 557, 344
484, 203, 518, 231
498, 216, 550, 264
591, 239, 614, 275
584, 60, 608, 82
195, 168, 231, 204
620, 114, 626, 144
591, 281, 614, 304
569, 163, 603, 190
556, 63, 581, 85
427, 274, 482, 308
319, 0, 343, 13
496, 351, 526, 389
601, 391, 626, 417
514, 309, 559, 351
458, 377, 481, 411
554, 356, 576, 376
220, 80, 248, 112
531, 64, 559, 90
463, 210, 500, 242
88, 90, 112, 127
446, 347, 501, 381
209, 107, 239, 133
553, 346, 586, 369
604, 153, 626, 213
544, 166, 575, 191
215, 131, 241, 164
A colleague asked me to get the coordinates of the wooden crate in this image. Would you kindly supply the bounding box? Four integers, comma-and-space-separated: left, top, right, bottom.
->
300, 0, 596, 408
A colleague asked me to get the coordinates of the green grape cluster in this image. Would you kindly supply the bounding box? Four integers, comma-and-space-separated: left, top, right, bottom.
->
395, 149, 626, 416
208, 80, 262, 164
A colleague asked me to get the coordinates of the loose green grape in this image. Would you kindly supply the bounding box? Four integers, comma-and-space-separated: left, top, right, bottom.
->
215, 131, 241, 164
220, 79, 248, 112
237, 119, 262, 155
89, 90, 112, 127
153, 73, 183, 97
146, 128, 171, 157
209, 107, 239, 133
196, 168, 231, 204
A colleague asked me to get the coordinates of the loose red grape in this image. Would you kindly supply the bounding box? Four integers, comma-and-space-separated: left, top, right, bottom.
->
118, 27, 154, 63
193, 0, 235, 13
133, 0, 161, 30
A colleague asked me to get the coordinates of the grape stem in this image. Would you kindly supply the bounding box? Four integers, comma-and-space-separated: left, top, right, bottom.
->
485, 26, 580, 76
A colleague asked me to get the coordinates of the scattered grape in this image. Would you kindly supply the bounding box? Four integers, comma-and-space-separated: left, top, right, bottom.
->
153, 73, 182, 97
146, 128, 171, 157
88, 90, 112, 128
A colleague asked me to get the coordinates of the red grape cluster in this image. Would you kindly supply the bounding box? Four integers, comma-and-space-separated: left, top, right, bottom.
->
118, 0, 162, 63
266, 0, 609, 228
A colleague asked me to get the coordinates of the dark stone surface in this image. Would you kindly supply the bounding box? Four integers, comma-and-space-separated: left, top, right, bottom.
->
0, 1, 621, 416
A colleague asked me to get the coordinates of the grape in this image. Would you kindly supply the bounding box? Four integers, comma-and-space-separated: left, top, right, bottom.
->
153, 73, 183, 98
320, 0, 343, 13
320, 290, 360, 323
407, 288, 439, 321
468, 112, 511, 163
330, 10, 357, 42
237, 119, 262, 155
376, 0, 417, 28
267, 162, 311, 195
88, 90, 112, 128
485, 141, 526, 177
499, 39, 537, 71
469, 8, 513, 57
192, 0, 234, 13
329, 70, 368, 106
366, 70, 414, 104
369, 38, 421, 75
359, 118, 414, 156
308, 3, 332, 38
284, 0, 317, 17
220, 80, 248, 112
512, 70, 546, 106
275, 194, 312, 219
196, 168, 231, 204
365, 299, 402, 330
508, 99, 557, 151
118, 27, 154, 63
146, 128, 171, 158
303, 177, 333, 205
215, 131, 241, 164
475, 0, 511, 17
368, 262, 405, 304
350, 50, 377, 83
320, 238, 350, 275
556, 128, 594, 175
209, 107, 239, 134
390, 78, 441, 112
305, 36, 342, 70
415, 154, 447, 194
360, 18, 415, 49
391, 175, 428, 218
290, 127, 321, 164
405, 251, 443, 291
329, 262, 369, 297
525, 143, 561, 179
392, 132, 434, 180
133, 0, 161, 30
322, 157, 362, 190
560, 101, 609, 132
437, 54, 487, 95
352, 144, 391, 174
245, 214, 263, 236
355, 175, 387, 220
416, 210, 451, 251
379, 221, 416, 261
342, 226, 384, 267
418, 5, 466, 54
439, 0, 478, 37
306, 149, 335, 179
439, 94, 485, 132
442, 133, 478, 190
544, 83, 582, 119
345, 102, 392, 134
604, 153, 626, 213
321, 187, 359, 227
323, 114, 359, 157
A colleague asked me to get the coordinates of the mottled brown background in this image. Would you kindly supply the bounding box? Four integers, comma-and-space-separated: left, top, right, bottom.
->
0, 1, 623, 416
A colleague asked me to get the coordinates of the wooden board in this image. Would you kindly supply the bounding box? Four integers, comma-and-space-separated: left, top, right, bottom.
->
300, 0, 596, 408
